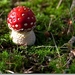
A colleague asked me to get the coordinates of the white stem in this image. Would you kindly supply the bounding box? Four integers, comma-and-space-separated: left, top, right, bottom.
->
10, 30, 36, 46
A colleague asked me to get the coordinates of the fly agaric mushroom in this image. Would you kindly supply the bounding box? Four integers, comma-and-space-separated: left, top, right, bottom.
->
7, 6, 36, 45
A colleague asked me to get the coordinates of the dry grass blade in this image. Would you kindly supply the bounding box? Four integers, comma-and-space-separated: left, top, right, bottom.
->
35, 45, 55, 48
0, 11, 4, 17
35, 45, 68, 49
24, 66, 34, 74
56, 0, 63, 9
50, 33, 62, 67
70, 0, 75, 10
63, 49, 75, 71
68, 36, 75, 50
51, 33, 61, 58
5, 70, 14, 74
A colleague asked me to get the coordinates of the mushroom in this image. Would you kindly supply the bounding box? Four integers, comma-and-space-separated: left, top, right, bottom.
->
7, 6, 36, 46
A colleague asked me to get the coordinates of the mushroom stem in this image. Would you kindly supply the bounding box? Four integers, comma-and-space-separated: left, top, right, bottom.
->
10, 30, 36, 45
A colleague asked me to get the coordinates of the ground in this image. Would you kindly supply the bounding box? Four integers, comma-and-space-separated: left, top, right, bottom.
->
0, 0, 75, 74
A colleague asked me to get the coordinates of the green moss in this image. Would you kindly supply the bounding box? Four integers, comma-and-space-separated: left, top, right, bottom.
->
0, 0, 74, 73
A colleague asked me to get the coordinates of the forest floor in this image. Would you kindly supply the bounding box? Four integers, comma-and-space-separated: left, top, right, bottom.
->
0, 0, 75, 74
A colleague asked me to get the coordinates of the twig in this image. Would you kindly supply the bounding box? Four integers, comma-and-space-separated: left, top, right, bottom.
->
63, 53, 73, 74
27, 66, 34, 71
35, 45, 68, 49
70, 0, 75, 10
35, 36, 75, 50
0, 11, 4, 17
5, 70, 14, 74
67, 24, 73, 35
51, 33, 61, 58
47, 17, 53, 31
63, 36, 75, 70
0, 45, 3, 49
68, 36, 75, 50
35, 45, 55, 48
51, 33, 62, 67
56, 0, 63, 9
68, 36, 75, 45
24, 66, 34, 73
61, 36, 75, 51
63, 53, 73, 67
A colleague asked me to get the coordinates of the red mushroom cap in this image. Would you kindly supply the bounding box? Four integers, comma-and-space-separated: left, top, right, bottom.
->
7, 6, 36, 31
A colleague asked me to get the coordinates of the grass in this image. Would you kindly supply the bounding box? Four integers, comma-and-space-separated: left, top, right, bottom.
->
0, 0, 75, 74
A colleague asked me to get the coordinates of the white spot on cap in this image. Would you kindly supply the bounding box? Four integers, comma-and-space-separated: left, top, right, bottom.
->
8, 23, 10, 26
18, 9, 20, 11
24, 8, 26, 10
15, 24, 18, 27
24, 23, 28, 26
31, 22, 33, 25
22, 13, 25, 16
27, 17, 30, 19
10, 15, 15, 18
13, 8, 16, 11
9, 19, 12, 23
12, 12, 16, 15
7, 18, 9, 20
18, 18, 20, 20
12, 25, 14, 27
32, 17, 34, 19
20, 28, 24, 31
8, 23, 11, 29
10, 12, 16, 18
